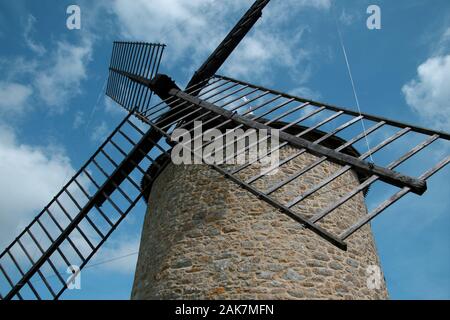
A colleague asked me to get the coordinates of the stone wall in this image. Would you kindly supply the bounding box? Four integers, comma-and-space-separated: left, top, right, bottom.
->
131, 146, 389, 300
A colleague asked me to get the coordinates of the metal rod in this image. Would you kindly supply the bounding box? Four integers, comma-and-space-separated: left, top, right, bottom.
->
186, 0, 270, 88
106, 42, 117, 95
110, 42, 123, 100
229, 102, 311, 174
171, 90, 270, 150
72, 180, 106, 239
123, 43, 141, 108
260, 112, 345, 191
112, 133, 161, 171
0, 112, 134, 271
117, 43, 132, 104
54, 178, 154, 299
99, 149, 142, 193
163, 87, 262, 133
142, 78, 226, 121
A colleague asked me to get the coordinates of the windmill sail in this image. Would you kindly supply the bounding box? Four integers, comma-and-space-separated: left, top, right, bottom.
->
0, 112, 171, 300
106, 42, 165, 113
125, 73, 450, 250
186, 0, 271, 89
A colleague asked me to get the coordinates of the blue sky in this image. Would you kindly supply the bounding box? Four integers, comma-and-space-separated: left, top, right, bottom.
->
0, 0, 449, 300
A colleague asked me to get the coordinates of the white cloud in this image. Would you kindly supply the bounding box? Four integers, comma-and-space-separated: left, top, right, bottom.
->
1, 17, 94, 112
109, 0, 246, 74
0, 56, 38, 79
222, 26, 310, 80
0, 125, 76, 247
0, 81, 33, 115
24, 14, 46, 56
290, 86, 322, 101
403, 27, 450, 131
73, 111, 85, 129
108, 0, 330, 83
339, 9, 355, 26
91, 121, 109, 142
35, 39, 93, 109
104, 97, 126, 116
435, 27, 450, 55
402, 55, 450, 131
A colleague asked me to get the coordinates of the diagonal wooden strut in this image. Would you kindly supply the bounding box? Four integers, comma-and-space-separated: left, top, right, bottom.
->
0, 112, 168, 300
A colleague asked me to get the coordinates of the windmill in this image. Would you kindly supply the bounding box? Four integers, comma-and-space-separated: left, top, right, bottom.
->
1, 0, 449, 300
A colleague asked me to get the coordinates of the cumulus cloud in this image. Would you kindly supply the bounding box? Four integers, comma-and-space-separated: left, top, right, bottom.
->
0, 125, 76, 247
35, 39, 93, 110
109, 0, 246, 69
24, 14, 46, 56
108, 0, 330, 83
91, 121, 109, 142
290, 86, 322, 101
104, 97, 126, 116
339, 9, 356, 26
402, 55, 450, 130
73, 111, 85, 129
0, 11, 94, 112
0, 81, 33, 115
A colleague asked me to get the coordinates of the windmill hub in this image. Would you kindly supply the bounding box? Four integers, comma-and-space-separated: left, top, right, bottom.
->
149, 74, 180, 100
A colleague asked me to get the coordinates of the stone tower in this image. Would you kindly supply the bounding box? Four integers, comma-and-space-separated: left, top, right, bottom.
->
131, 126, 389, 300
